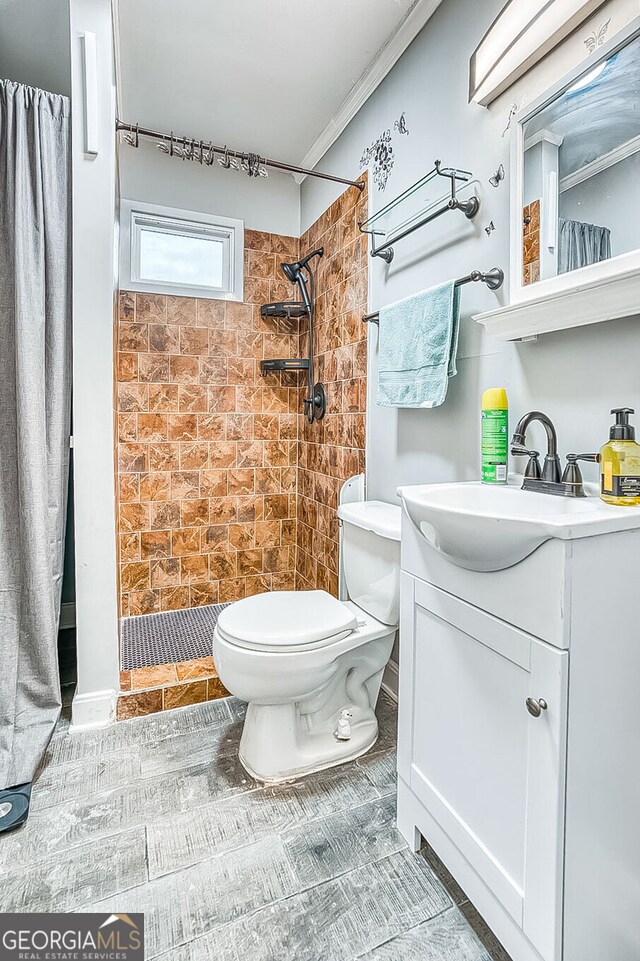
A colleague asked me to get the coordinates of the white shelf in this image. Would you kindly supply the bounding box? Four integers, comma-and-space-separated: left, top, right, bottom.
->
474, 264, 640, 341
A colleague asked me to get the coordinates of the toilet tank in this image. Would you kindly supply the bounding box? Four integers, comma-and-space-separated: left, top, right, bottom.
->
337, 500, 401, 626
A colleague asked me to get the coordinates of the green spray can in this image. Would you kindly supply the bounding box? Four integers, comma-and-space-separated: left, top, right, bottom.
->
481, 387, 508, 483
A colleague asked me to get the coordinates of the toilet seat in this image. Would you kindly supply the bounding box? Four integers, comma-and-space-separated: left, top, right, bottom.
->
216, 589, 358, 653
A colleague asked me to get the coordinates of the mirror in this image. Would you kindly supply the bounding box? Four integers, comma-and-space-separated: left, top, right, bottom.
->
521, 31, 640, 286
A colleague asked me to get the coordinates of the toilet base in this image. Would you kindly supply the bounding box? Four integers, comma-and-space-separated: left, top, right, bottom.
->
213, 604, 396, 784
236, 628, 395, 783
239, 699, 380, 784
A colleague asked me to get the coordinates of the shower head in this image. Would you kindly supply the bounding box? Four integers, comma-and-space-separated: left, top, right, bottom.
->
281, 247, 324, 284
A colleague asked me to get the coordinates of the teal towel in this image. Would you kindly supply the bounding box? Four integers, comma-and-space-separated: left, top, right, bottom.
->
376, 281, 461, 408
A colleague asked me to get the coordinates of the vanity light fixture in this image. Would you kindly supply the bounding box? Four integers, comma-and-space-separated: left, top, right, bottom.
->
469, 0, 608, 106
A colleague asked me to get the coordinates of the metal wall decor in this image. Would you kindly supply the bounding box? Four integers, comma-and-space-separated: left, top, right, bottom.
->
359, 129, 395, 191
489, 163, 505, 187
485, 221, 496, 236
584, 18, 611, 52
394, 112, 410, 135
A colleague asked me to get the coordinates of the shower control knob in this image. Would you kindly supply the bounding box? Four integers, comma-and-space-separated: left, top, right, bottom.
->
526, 697, 548, 718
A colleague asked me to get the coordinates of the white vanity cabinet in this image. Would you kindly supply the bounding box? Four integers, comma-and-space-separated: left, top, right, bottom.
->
397, 513, 640, 961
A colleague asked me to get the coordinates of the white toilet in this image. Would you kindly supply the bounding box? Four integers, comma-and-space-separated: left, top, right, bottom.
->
213, 500, 401, 783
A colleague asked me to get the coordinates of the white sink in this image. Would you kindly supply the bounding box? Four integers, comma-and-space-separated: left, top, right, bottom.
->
397, 481, 640, 571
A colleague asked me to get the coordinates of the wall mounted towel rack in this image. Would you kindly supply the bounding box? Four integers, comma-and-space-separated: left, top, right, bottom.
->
359, 160, 480, 263
362, 268, 504, 324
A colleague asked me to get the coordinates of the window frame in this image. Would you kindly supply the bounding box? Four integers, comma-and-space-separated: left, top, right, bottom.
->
120, 200, 244, 301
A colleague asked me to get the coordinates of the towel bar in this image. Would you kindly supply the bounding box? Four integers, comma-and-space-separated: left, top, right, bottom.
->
362, 268, 503, 324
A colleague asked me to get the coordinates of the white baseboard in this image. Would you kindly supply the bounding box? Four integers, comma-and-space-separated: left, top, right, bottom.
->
59, 601, 76, 631
381, 659, 398, 702
69, 688, 116, 732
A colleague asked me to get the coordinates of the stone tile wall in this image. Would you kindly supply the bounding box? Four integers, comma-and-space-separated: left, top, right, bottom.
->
115, 230, 301, 618
295, 176, 369, 593
522, 198, 541, 285
115, 179, 369, 717
117, 657, 229, 719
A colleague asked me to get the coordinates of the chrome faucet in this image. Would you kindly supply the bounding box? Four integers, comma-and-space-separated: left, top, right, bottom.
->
510, 411, 598, 497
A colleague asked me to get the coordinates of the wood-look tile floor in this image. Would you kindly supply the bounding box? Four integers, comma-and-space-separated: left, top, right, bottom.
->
0, 693, 511, 961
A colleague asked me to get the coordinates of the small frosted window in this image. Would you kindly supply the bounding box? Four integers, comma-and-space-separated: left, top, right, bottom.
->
139, 227, 225, 289
123, 203, 244, 301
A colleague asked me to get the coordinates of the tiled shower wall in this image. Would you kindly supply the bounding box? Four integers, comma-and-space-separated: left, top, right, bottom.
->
115, 177, 368, 623
115, 230, 302, 617
522, 198, 541, 286
296, 177, 369, 594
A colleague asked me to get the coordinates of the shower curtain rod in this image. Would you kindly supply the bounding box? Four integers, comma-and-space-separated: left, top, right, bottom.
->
116, 120, 365, 191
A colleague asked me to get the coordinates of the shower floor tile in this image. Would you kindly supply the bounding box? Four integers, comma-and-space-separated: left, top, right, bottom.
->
121, 603, 230, 670
3, 693, 512, 961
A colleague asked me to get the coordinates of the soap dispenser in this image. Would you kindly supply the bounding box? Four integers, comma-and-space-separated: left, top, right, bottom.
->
600, 408, 640, 506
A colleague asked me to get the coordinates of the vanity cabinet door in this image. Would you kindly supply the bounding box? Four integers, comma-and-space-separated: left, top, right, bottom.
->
407, 579, 568, 961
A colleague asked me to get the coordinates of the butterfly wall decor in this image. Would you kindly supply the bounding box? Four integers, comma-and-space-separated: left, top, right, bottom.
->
484, 221, 496, 236
489, 164, 505, 188
393, 112, 409, 136
584, 18, 611, 53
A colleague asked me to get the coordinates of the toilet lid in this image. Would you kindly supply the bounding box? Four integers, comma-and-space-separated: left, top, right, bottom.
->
216, 590, 358, 652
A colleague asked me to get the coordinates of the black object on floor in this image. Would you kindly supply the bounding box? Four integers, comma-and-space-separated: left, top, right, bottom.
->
0, 783, 31, 834
121, 603, 230, 670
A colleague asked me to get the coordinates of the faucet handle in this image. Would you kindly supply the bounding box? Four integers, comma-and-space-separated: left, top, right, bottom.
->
565, 453, 599, 464
511, 443, 542, 479
561, 453, 599, 492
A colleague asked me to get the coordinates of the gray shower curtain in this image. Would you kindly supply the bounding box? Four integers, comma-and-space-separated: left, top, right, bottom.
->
558, 217, 611, 274
0, 81, 72, 790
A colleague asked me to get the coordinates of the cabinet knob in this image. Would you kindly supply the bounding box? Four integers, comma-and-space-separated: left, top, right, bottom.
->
526, 697, 548, 718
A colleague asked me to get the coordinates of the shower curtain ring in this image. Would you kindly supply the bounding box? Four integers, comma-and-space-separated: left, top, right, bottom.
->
123, 122, 140, 148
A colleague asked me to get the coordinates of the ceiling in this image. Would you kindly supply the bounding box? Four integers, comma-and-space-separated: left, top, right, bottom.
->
0, 0, 71, 97
115, 0, 427, 171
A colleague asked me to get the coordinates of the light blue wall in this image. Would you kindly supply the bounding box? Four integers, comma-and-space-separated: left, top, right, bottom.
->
301, 0, 640, 504
0, 0, 71, 96
120, 139, 301, 236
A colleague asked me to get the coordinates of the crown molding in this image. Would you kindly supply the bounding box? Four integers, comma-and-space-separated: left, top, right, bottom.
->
295, 0, 444, 183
